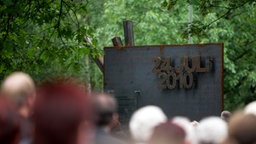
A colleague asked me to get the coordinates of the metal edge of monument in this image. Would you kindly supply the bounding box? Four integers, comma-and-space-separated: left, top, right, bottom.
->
104, 43, 224, 124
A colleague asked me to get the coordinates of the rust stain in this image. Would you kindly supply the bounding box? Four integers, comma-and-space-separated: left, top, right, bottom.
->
104, 42, 224, 49
114, 46, 125, 50
159, 45, 164, 52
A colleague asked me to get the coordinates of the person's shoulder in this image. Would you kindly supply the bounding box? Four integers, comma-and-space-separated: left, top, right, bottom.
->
95, 129, 128, 144
19, 138, 32, 144
110, 137, 128, 144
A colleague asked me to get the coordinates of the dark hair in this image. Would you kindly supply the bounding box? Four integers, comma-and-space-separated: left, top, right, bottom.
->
0, 98, 20, 144
32, 81, 93, 144
221, 111, 232, 122
228, 113, 256, 144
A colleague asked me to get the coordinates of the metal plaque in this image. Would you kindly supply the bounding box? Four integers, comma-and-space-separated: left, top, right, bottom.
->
104, 43, 223, 123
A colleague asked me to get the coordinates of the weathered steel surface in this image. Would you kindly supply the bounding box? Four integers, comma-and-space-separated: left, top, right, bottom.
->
104, 43, 223, 123
112, 37, 123, 47
123, 20, 134, 46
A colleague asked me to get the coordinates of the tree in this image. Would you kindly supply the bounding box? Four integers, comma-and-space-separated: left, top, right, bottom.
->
0, 0, 103, 89
1, 0, 255, 109
162, 0, 256, 110
92, 0, 256, 110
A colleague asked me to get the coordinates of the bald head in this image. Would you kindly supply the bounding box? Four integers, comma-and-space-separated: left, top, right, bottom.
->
96, 94, 116, 110
93, 93, 117, 127
1, 72, 35, 116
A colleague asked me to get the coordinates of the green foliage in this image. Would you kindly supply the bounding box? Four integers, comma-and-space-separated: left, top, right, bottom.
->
0, 0, 255, 109
180, 0, 256, 110
93, 0, 189, 48
91, 0, 256, 110
0, 0, 103, 89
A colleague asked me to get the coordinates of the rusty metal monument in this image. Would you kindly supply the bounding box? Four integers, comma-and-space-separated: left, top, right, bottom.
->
102, 21, 223, 124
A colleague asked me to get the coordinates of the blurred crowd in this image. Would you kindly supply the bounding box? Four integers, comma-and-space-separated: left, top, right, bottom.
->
0, 72, 256, 144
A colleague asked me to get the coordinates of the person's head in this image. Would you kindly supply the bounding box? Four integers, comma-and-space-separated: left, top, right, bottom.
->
172, 116, 197, 144
32, 80, 93, 144
244, 101, 256, 116
149, 120, 186, 144
225, 112, 256, 144
191, 121, 199, 127
196, 116, 228, 144
129, 105, 167, 143
1, 72, 35, 117
0, 97, 21, 144
93, 93, 118, 130
221, 111, 232, 122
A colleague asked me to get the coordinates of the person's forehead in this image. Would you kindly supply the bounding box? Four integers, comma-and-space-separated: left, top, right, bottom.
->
96, 94, 116, 107
97, 94, 111, 102
2, 73, 34, 87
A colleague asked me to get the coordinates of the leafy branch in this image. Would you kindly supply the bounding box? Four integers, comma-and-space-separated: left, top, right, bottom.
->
3, 15, 11, 41
57, 0, 65, 44
203, 1, 250, 29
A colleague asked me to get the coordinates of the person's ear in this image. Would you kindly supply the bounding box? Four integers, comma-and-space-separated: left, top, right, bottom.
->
112, 113, 119, 122
27, 93, 36, 109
